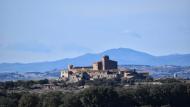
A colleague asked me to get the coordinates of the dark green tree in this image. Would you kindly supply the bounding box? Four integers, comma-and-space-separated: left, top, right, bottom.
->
38, 92, 62, 107
0, 96, 16, 107
61, 93, 82, 107
18, 93, 39, 107
79, 87, 118, 107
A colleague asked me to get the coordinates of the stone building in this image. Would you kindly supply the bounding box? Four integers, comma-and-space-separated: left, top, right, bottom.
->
88, 69, 119, 80
93, 55, 118, 70
67, 65, 93, 73
60, 55, 149, 82
61, 70, 90, 82
119, 69, 150, 80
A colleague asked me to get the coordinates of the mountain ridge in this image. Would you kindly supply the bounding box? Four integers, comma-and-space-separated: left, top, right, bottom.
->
0, 48, 190, 72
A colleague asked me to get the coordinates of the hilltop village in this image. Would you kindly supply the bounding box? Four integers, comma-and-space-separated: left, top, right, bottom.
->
60, 55, 149, 82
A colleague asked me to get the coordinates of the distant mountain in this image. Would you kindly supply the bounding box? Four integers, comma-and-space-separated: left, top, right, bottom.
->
0, 48, 190, 72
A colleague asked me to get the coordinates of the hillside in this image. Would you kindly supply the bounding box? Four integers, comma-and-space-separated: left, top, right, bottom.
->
0, 48, 190, 72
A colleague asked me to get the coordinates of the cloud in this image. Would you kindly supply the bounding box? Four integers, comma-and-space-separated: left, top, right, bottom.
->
121, 30, 142, 38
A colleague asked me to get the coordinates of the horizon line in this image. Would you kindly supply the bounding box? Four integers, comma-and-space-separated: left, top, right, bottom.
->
1, 47, 190, 64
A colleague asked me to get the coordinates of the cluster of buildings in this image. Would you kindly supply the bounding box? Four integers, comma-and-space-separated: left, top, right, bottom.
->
60, 55, 149, 82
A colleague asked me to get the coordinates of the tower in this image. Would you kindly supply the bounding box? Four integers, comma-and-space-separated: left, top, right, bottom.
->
102, 55, 109, 70
68, 64, 73, 71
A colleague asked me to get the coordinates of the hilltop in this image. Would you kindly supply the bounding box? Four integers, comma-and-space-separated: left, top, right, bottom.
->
0, 48, 190, 72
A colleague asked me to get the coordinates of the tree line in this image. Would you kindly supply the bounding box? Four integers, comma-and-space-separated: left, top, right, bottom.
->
0, 82, 190, 107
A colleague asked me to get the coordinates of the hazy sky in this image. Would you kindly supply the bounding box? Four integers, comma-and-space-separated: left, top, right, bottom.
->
0, 0, 190, 63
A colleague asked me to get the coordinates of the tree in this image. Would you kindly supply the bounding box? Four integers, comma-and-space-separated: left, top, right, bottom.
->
4, 81, 15, 89
38, 79, 49, 84
149, 85, 169, 106
168, 83, 189, 107
61, 93, 82, 107
79, 87, 118, 107
0, 96, 16, 107
7, 92, 22, 106
117, 89, 138, 107
39, 92, 62, 107
134, 85, 151, 105
18, 93, 39, 107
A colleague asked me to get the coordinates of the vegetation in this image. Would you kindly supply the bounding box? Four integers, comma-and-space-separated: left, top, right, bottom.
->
0, 78, 190, 107
18, 93, 39, 107
0, 79, 49, 90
